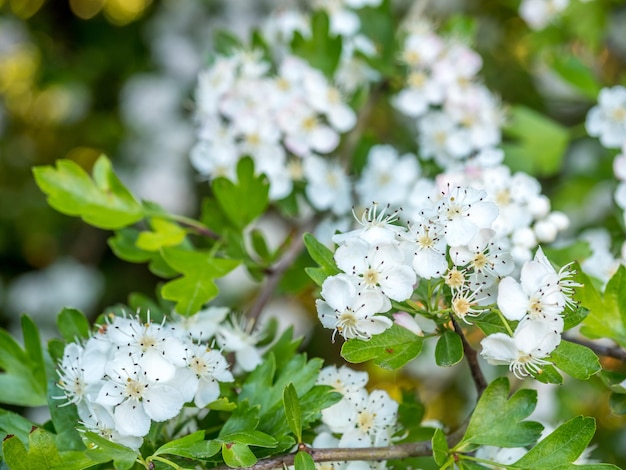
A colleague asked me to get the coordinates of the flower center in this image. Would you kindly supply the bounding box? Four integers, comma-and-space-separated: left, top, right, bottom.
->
445, 269, 465, 289
357, 411, 376, 433
363, 268, 380, 286
190, 356, 209, 376
495, 189, 511, 206
124, 378, 147, 400
138, 335, 157, 352
417, 233, 435, 249
452, 297, 470, 317
473, 253, 490, 271
408, 71, 426, 88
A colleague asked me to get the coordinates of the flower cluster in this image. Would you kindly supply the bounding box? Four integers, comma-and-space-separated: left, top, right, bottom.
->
55, 312, 236, 448
584, 86, 626, 285
393, 23, 504, 168
191, 50, 356, 202
316, 187, 509, 341
314, 365, 398, 467
480, 247, 580, 378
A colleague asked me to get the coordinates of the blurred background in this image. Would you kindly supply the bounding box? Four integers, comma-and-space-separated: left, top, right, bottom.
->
1, 0, 626, 466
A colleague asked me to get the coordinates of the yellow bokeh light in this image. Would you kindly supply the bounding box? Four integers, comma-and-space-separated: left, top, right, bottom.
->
0, 46, 39, 94
69, 0, 105, 20
9, 0, 45, 19
103, 0, 151, 26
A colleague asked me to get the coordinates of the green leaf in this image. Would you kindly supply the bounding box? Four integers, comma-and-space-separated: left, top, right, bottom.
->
0, 409, 37, 445
512, 416, 596, 469
283, 383, 303, 443
153, 430, 205, 457
136, 217, 186, 251
219, 401, 261, 437
341, 324, 424, 370
473, 311, 511, 336
581, 266, 626, 348
208, 397, 238, 411
160, 247, 240, 316
108, 228, 179, 278
549, 54, 601, 100
563, 306, 589, 332
0, 323, 47, 406
435, 330, 464, 367
56, 308, 90, 343
250, 228, 272, 262
291, 11, 342, 78
221, 442, 257, 468
220, 431, 278, 448
2, 428, 62, 470
186, 440, 222, 459
214, 29, 243, 55
531, 364, 564, 385
47, 381, 83, 451
84, 432, 138, 469
294, 451, 316, 470
502, 105, 569, 177
33, 156, 143, 230
550, 340, 600, 380
304, 233, 339, 273
432, 428, 449, 466
460, 377, 543, 449
212, 157, 269, 230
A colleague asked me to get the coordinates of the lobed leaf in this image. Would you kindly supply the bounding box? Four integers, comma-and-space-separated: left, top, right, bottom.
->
550, 340, 601, 380
33, 156, 143, 230
460, 377, 543, 449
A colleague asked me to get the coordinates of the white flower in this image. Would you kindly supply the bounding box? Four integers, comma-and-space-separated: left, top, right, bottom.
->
334, 238, 417, 304
303, 155, 352, 215
96, 356, 186, 437
519, 0, 569, 30
433, 186, 499, 247
332, 203, 406, 245
316, 274, 391, 341
586, 86, 626, 149
79, 403, 144, 450
339, 389, 399, 447
172, 306, 229, 341
177, 344, 234, 408
318, 365, 369, 433
400, 220, 448, 279
216, 317, 263, 372
480, 318, 561, 379
107, 316, 187, 383
450, 228, 514, 278
355, 145, 421, 207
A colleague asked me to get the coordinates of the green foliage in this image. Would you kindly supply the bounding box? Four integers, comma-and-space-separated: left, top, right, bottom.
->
108, 228, 179, 278
83, 432, 138, 469
304, 233, 340, 286
435, 330, 464, 367
549, 54, 601, 100
32, 156, 144, 230
341, 324, 424, 370
55, 308, 90, 343
550, 340, 601, 380
160, 247, 240, 316
432, 428, 449, 467
459, 377, 543, 450
291, 11, 342, 78
512, 416, 618, 469
211, 157, 270, 230
283, 383, 303, 443
579, 266, 626, 348
502, 105, 570, 177
136, 217, 187, 251
294, 451, 316, 470
0, 317, 47, 407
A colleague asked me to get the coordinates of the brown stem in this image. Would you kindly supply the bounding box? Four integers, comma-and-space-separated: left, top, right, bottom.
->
452, 317, 488, 397
247, 217, 318, 324
563, 335, 626, 361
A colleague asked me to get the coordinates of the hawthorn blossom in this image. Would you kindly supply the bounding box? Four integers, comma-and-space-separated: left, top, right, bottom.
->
586, 86, 626, 148
519, 0, 569, 30
480, 318, 562, 379
399, 219, 448, 279
332, 203, 406, 245
334, 237, 417, 306
339, 390, 399, 447
432, 186, 499, 247
316, 273, 391, 341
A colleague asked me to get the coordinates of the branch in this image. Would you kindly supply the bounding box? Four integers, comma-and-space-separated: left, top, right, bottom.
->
563, 335, 626, 361
247, 217, 318, 323
452, 317, 488, 397
214, 421, 470, 470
